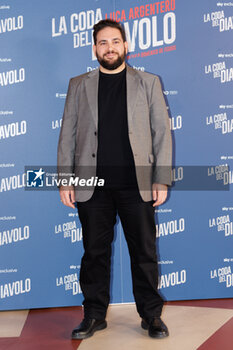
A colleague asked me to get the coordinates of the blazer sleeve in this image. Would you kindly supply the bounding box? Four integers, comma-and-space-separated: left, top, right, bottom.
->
57, 78, 78, 185
149, 76, 172, 186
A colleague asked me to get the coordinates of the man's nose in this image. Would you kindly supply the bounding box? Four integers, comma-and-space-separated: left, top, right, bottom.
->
107, 43, 114, 51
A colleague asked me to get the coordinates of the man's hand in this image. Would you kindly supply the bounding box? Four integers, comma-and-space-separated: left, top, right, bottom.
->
152, 183, 168, 207
59, 186, 76, 209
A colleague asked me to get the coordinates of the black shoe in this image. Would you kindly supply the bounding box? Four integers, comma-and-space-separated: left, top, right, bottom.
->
141, 317, 169, 338
71, 318, 107, 339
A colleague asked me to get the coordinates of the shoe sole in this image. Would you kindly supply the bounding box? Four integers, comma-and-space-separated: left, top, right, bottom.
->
72, 321, 107, 340
141, 320, 169, 339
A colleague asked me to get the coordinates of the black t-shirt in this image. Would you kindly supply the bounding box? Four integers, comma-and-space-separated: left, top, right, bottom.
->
96, 68, 138, 189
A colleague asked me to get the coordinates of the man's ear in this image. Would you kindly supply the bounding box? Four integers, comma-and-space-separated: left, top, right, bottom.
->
93, 44, 97, 58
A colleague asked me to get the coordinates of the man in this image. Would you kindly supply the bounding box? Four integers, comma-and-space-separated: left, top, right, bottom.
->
58, 19, 172, 340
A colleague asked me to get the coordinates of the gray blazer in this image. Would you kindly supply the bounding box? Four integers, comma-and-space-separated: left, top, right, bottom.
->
57, 64, 172, 202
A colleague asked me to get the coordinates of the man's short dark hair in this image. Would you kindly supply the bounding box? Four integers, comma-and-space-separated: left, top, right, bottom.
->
93, 19, 126, 45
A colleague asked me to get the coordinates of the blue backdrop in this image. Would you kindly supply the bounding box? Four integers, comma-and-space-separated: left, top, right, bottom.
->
0, 0, 233, 310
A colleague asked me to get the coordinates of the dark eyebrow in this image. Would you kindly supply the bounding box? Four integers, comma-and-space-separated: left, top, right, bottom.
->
112, 38, 122, 42
98, 37, 122, 44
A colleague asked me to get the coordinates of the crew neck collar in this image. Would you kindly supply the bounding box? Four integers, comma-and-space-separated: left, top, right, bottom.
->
99, 67, 126, 77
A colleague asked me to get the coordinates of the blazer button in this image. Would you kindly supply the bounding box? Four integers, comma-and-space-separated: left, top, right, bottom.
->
94, 131, 97, 135
92, 153, 95, 157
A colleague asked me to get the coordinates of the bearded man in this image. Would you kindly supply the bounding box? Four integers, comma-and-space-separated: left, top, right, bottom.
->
58, 19, 172, 340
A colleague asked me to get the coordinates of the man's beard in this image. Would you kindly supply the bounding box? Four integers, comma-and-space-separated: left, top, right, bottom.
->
96, 49, 126, 71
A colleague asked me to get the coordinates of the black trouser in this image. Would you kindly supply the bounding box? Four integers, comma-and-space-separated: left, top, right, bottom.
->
76, 188, 163, 320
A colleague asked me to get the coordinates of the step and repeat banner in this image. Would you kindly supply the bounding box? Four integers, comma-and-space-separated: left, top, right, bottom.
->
0, 0, 233, 310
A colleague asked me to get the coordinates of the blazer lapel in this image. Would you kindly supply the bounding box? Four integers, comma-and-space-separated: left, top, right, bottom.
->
126, 65, 140, 123
84, 65, 140, 128
85, 69, 99, 129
